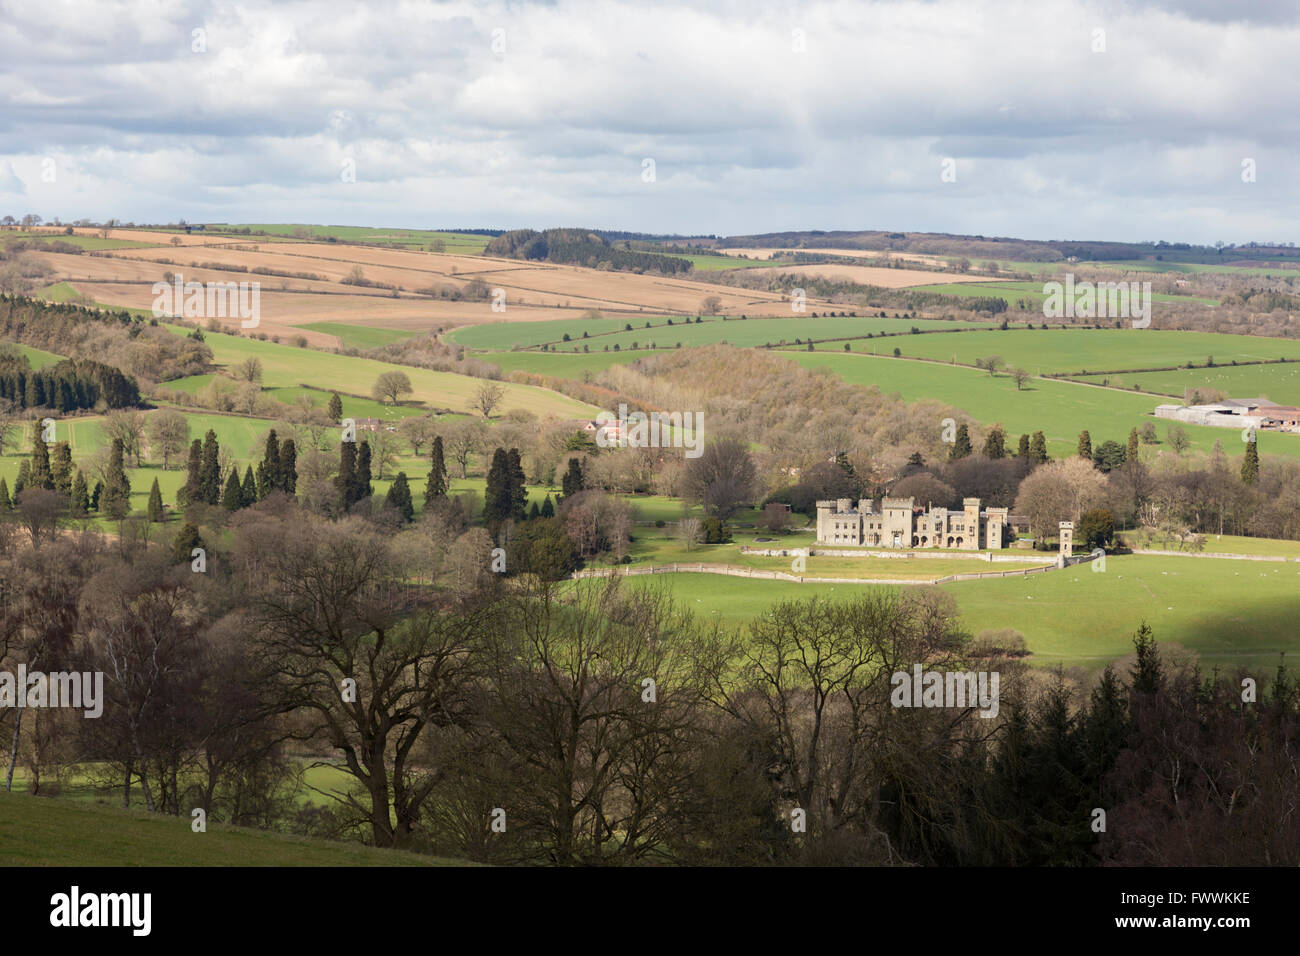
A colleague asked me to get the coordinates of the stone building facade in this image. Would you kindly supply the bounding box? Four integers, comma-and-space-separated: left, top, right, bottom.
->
815, 497, 1009, 550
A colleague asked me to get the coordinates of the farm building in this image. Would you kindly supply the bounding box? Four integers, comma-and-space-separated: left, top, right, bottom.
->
1154, 397, 1277, 431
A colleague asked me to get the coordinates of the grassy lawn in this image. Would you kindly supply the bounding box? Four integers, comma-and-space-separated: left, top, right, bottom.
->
785, 351, 1299, 460
298, 322, 418, 350
165, 325, 600, 420
1073, 362, 1300, 405
803, 327, 1300, 374
0, 791, 463, 866
1116, 529, 1300, 557
909, 280, 1217, 307
7, 232, 154, 250
211, 224, 490, 252
476, 350, 644, 378
640, 553, 1300, 668
448, 315, 989, 351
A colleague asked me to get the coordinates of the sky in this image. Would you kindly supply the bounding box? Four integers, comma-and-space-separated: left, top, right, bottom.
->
1, 0, 1298, 245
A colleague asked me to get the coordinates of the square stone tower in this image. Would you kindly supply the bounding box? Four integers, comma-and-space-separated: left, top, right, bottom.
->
1058, 521, 1074, 567
985, 507, 1008, 549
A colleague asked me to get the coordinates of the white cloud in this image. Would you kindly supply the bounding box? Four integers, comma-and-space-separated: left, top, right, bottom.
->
0, 0, 1296, 242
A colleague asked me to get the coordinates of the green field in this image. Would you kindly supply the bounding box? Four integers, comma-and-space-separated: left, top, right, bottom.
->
1074, 362, 1300, 405
1116, 529, 1300, 557
910, 280, 1216, 307
785, 352, 1300, 460
12, 342, 66, 369
0, 792, 462, 866
801, 327, 1300, 375
642, 553, 1300, 667
480, 350, 644, 378
298, 322, 417, 350
210, 224, 491, 252
448, 316, 683, 349
166, 325, 600, 420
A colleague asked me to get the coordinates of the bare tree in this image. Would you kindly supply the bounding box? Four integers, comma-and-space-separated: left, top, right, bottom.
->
146, 407, 190, 470
475, 381, 506, 418
677, 516, 702, 551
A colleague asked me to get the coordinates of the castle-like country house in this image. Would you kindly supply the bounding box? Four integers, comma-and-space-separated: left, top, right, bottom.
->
816, 497, 1009, 550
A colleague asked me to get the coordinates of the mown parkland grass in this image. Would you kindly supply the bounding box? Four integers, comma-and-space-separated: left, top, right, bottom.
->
448, 314, 991, 351
297, 321, 417, 350
164, 325, 601, 420
784, 351, 1299, 461
803, 327, 1300, 374
644, 553, 1300, 668
0, 791, 463, 866
1074, 362, 1300, 406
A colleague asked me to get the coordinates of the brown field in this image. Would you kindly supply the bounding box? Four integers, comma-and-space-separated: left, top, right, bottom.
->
774, 262, 1011, 288
33, 230, 830, 346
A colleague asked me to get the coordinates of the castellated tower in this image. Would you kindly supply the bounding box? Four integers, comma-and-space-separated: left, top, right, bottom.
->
1058, 521, 1074, 567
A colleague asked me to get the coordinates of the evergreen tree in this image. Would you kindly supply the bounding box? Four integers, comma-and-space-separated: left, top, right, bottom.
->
1126, 427, 1140, 463
1017, 433, 1030, 459
949, 423, 972, 461
221, 467, 243, 511
507, 447, 528, 520
424, 435, 448, 507
561, 457, 585, 498
173, 522, 203, 564
13, 460, 29, 497
182, 438, 202, 506
336, 440, 357, 509
484, 447, 512, 523
52, 441, 73, 494
29, 431, 53, 490
528, 500, 540, 520
260, 429, 282, 496
90, 479, 103, 512
327, 391, 344, 423
385, 472, 414, 523
70, 470, 89, 516
0, 477, 10, 512
199, 429, 221, 505
1029, 431, 1049, 465
280, 439, 297, 494
540, 495, 555, 518
356, 440, 373, 502
1242, 437, 1259, 484
1130, 622, 1163, 699
101, 437, 132, 519
982, 427, 1006, 459
147, 477, 164, 522
1076, 430, 1092, 460
241, 465, 258, 508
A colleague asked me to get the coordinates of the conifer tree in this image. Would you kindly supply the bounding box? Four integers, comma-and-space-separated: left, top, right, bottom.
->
182, 438, 202, 506
101, 437, 132, 519
147, 477, 164, 522
508, 447, 528, 520
561, 457, 584, 498
540, 495, 555, 518
199, 429, 221, 505
336, 440, 357, 509
29, 430, 53, 490
949, 423, 972, 461
356, 440, 373, 502
281, 439, 297, 494
982, 427, 1006, 459
261, 429, 282, 496
1077, 430, 1092, 460
0, 477, 10, 512
52, 441, 73, 494
1017, 433, 1030, 459
424, 435, 448, 507
90, 479, 103, 511
1030, 431, 1049, 465
1126, 428, 1140, 464
70, 471, 89, 516
14, 459, 30, 497
221, 467, 243, 511
328, 392, 344, 423
484, 447, 512, 523
385, 471, 414, 523
173, 523, 203, 564
241, 465, 258, 508
1241, 437, 1259, 484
